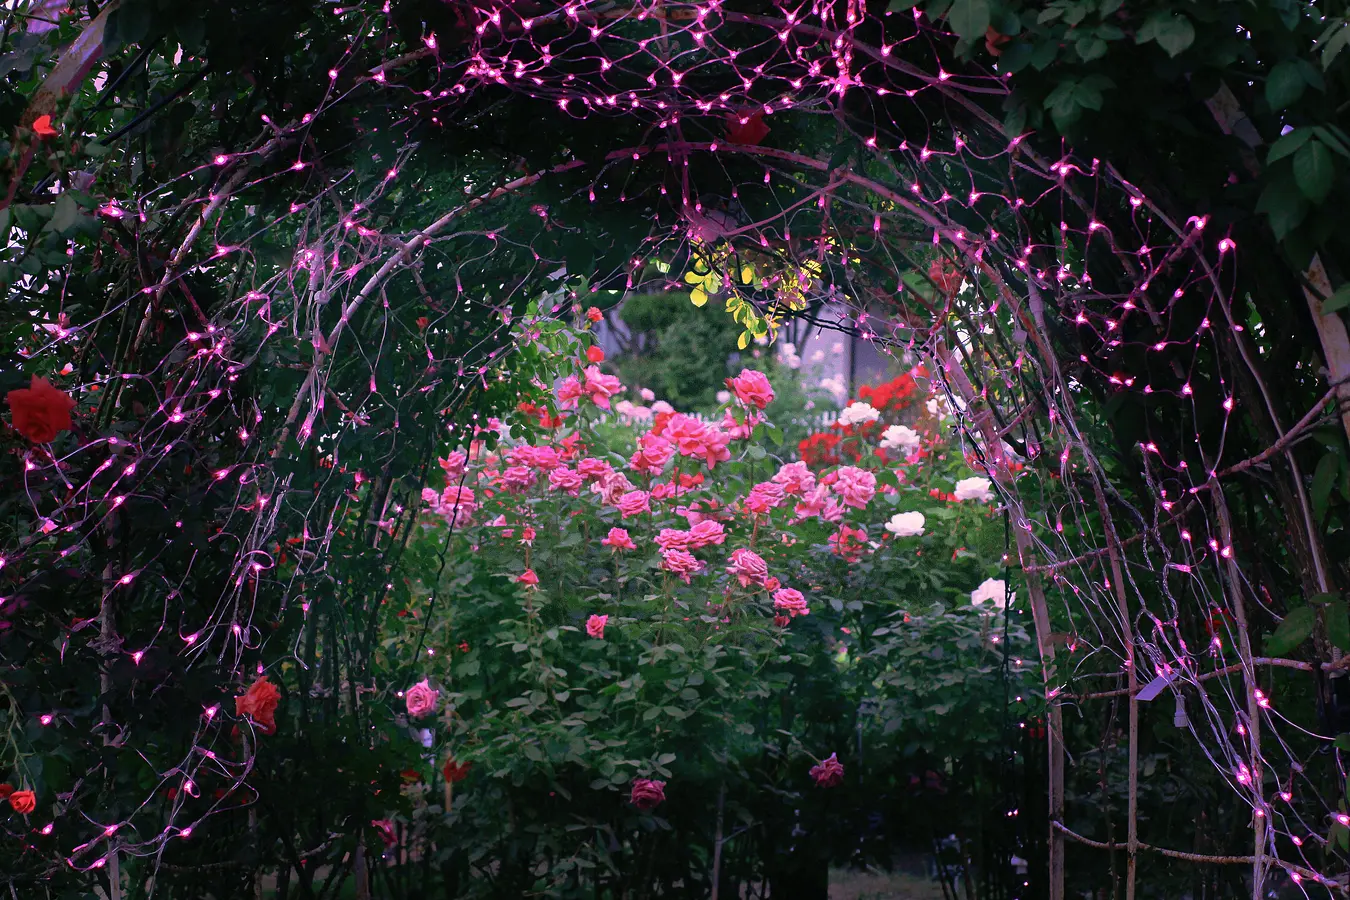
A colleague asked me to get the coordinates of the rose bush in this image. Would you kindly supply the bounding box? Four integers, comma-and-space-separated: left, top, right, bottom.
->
364, 314, 1035, 895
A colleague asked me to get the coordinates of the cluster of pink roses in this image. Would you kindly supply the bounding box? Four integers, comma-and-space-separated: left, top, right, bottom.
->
411, 363, 916, 811
425, 368, 928, 650
557, 365, 623, 411
421, 484, 477, 528
661, 412, 733, 469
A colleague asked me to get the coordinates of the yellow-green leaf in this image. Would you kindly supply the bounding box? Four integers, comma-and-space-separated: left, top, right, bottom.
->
690, 287, 708, 307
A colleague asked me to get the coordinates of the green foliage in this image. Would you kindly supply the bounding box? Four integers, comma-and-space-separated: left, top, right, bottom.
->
379, 344, 1032, 896
612, 292, 744, 409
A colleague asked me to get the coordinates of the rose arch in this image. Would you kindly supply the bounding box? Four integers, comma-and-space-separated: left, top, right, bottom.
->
1, 1, 1348, 898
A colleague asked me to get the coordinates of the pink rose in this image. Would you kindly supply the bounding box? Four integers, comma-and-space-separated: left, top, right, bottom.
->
726, 548, 768, 587
548, 466, 583, 495
556, 375, 584, 410
593, 471, 635, 505
718, 408, 761, 440
773, 614, 791, 628
655, 528, 692, 552
435, 486, 477, 528
650, 481, 677, 501
687, 520, 726, 549
602, 527, 637, 551
793, 485, 830, 521
517, 568, 540, 586
577, 457, 613, 480
696, 428, 732, 469
828, 525, 867, 563
586, 614, 608, 639
772, 461, 816, 496
663, 413, 709, 456
809, 753, 844, 787
630, 778, 666, 809
630, 432, 675, 473
730, 368, 775, 409
745, 482, 786, 516
833, 466, 877, 509
518, 445, 562, 470
661, 549, 703, 584
662, 414, 731, 468
617, 490, 651, 518
583, 365, 623, 409
438, 452, 467, 478
764, 576, 781, 592
500, 465, 537, 490
772, 588, 809, 618
405, 679, 439, 718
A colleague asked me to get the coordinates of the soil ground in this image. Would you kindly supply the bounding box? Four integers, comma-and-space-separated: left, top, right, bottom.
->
828, 867, 947, 900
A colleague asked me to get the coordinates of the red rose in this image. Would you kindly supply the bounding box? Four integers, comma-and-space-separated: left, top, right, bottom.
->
984, 27, 1011, 57
234, 676, 281, 734
7, 376, 77, 443
726, 112, 770, 146
585, 306, 603, 323
442, 757, 472, 783
927, 258, 962, 296
629, 778, 666, 810
585, 346, 605, 363
0, 784, 13, 799
31, 115, 58, 139
9, 790, 36, 814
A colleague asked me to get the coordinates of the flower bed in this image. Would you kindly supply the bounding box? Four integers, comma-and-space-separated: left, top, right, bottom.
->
365, 319, 1035, 894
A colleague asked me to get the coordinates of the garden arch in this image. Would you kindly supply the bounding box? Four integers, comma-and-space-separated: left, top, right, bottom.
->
2, 2, 1348, 898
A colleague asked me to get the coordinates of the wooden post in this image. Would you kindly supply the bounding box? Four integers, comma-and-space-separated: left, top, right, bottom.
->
1012, 527, 1065, 900
1086, 475, 1139, 900
99, 507, 122, 900
710, 782, 726, 900
932, 336, 1065, 900
1300, 255, 1350, 445
1214, 491, 1266, 897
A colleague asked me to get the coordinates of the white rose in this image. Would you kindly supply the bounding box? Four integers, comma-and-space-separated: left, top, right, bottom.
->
838, 401, 881, 427
953, 476, 994, 502
885, 511, 925, 537
971, 577, 1012, 610
880, 424, 920, 452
